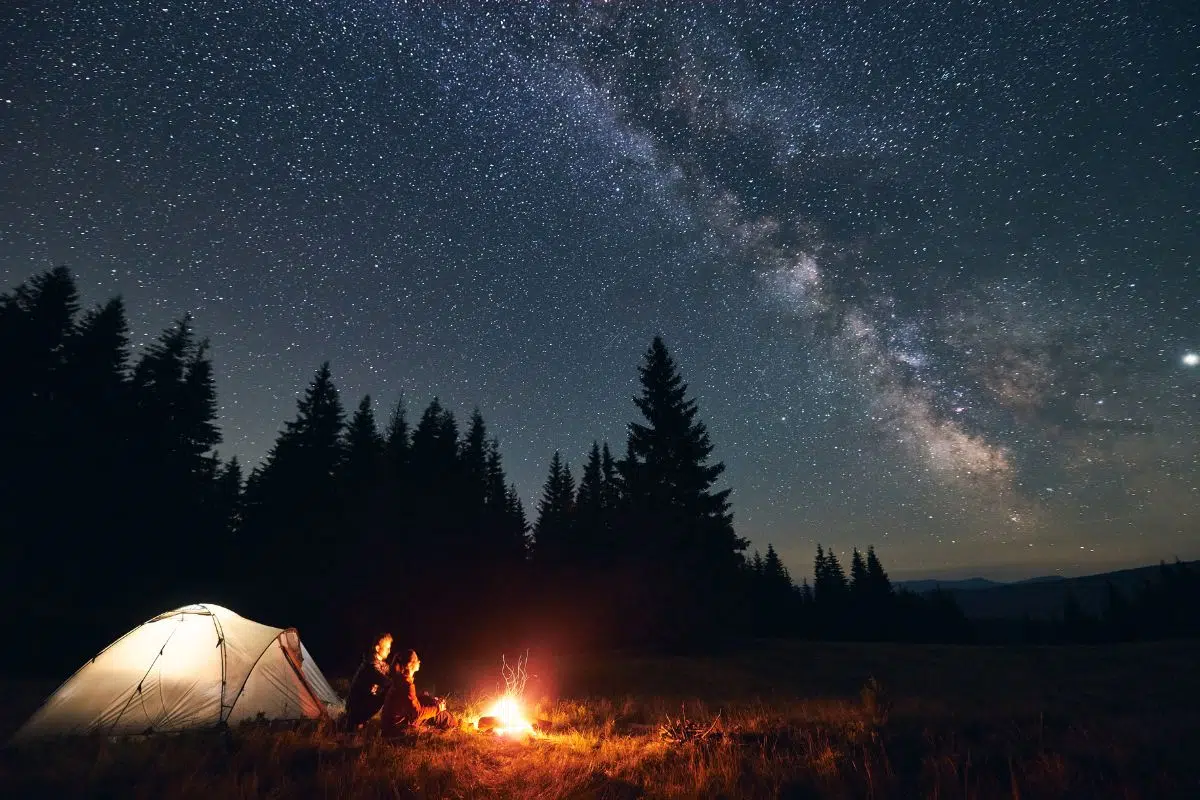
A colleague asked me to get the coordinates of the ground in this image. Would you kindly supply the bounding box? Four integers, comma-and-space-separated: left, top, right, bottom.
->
2, 640, 1198, 798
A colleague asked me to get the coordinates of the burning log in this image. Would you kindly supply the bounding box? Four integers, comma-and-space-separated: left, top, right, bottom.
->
472, 651, 536, 737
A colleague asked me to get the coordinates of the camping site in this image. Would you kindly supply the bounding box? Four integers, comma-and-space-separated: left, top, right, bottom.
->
2, 265, 1199, 796
2, 5, 1199, 787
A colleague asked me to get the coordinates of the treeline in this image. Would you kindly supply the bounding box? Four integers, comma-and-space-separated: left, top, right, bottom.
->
5, 267, 1191, 678
1, 267, 755, 670
1019, 560, 1200, 644
736, 544, 973, 643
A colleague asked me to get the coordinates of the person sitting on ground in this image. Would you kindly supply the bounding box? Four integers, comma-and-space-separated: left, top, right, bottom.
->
381, 648, 459, 736
342, 632, 395, 731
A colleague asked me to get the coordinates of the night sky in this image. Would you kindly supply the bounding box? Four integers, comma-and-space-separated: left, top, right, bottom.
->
2, 1, 1197, 581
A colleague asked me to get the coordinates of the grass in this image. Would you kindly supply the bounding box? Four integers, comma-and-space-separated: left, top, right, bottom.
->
2, 640, 1198, 798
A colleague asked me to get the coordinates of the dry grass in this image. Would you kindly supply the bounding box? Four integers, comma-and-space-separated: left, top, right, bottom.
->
2, 640, 1199, 798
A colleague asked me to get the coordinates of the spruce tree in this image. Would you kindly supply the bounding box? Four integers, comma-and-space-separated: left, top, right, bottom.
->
62, 297, 134, 596
799, 579, 814, 605
485, 440, 507, 510
865, 546, 893, 600
410, 398, 458, 479
240, 363, 345, 626
484, 441, 527, 564
850, 548, 867, 595
533, 452, 575, 566
384, 397, 410, 477
461, 409, 490, 507
813, 545, 828, 599
623, 336, 746, 642
504, 484, 530, 558
576, 442, 604, 517
600, 442, 621, 508
407, 398, 461, 562
763, 544, 792, 592
216, 456, 243, 536
340, 395, 386, 596
0, 267, 81, 615
814, 545, 849, 606
574, 441, 605, 568
66, 298, 130, 415
130, 316, 222, 604
3, 266, 79, 404
342, 395, 384, 492
762, 544, 795, 636
132, 316, 222, 464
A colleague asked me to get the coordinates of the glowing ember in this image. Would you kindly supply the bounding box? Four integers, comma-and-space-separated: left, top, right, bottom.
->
479, 693, 534, 736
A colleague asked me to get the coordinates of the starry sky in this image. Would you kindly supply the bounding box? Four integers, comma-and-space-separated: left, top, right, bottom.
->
2, 1, 1197, 581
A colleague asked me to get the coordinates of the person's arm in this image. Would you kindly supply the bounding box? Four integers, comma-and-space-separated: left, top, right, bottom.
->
417, 692, 444, 713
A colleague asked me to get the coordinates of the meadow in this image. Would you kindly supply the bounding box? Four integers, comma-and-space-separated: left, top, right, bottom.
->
2, 640, 1197, 799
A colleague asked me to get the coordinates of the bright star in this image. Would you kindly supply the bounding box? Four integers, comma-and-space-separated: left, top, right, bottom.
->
1184, 352, 1200, 367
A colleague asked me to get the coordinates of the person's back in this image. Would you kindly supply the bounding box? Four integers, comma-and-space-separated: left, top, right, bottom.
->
344, 633, 394, 731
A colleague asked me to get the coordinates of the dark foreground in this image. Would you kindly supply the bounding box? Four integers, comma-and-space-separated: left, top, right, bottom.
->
2, 640, 1198, 799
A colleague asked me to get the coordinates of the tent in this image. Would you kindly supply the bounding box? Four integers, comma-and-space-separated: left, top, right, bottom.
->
10, 603, 343, 742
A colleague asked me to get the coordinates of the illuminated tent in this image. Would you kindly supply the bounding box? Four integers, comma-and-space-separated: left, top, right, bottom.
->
10, 603, 343, 742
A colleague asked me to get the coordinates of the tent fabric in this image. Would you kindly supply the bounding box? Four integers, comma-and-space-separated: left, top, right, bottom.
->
10, 603, 343, 742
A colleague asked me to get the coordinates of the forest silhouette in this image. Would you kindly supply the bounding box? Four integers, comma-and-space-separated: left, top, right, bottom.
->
3, 267, 1196, 677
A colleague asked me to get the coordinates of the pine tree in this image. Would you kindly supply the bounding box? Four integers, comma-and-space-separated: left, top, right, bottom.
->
763, 544, 792, 592
850, 548, 867, 595
216, 456, 243, 536
340, 395, 386, 593
814, 545, 848, 607
407, 398, 462, 563
865, 546, 892, 599
61, 297, 134, 596
410, 398, 458, 480
0, 267, 81, 613
504, 484, 530, 558
460, 409, 490, 507
129, 316, 223, 603
342, 395, 384, 491
485, 440, 508, 510
66, 298, 130, 415
799, 579, 814, 605
825, 549, 848, 593
484, 442, 527, 563
600, 442, 621, 508
457, 412, 520, 570
813, 545, 828, 598
623, 336, 747, 641
3, 266, 79, 406
761, 544, 795, 637
384, 397, 410, 477
533, 452, 575, 566
576, 442, 604, 516
240, 363, 346, 625
132, 316, 222, 465
574, 442, 605, 568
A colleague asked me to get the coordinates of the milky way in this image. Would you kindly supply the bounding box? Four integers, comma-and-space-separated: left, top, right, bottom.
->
2, 1, 1196, 578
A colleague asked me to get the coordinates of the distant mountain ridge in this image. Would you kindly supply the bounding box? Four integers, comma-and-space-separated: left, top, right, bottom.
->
896, 577, 1006, 593
897, 561, 1199, 619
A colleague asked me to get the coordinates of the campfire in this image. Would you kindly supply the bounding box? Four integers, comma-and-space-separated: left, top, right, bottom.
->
474, 651, 536, 737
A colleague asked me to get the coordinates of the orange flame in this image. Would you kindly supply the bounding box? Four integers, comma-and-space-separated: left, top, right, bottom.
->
480, 693, 534, 737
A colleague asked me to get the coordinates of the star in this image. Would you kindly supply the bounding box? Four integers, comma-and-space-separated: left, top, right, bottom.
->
1, 1, 1196, 582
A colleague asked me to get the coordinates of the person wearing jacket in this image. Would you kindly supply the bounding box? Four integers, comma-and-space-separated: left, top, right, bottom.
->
381, 648, 458, 736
